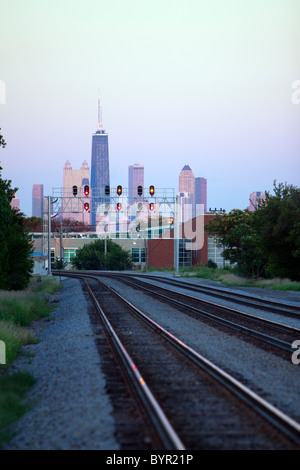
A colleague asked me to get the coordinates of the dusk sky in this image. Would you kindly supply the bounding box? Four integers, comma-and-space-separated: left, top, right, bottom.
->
1, 0, 299, 217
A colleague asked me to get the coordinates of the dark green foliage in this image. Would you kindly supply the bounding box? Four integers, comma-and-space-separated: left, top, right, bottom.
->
51, 257, 65, 270
207, 259, 218, 269
206, 209, 267, 279
1, 210, 34, 290
253, 182, 300, 281
23, 216, 42, 232
0, 154, 34, 289
205, 182, 300, 281
0, 371, 36, 445
0, 129, 6, 148
71, 239, 132, 271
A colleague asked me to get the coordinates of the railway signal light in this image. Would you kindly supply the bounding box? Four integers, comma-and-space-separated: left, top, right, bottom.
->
84, 202, 89, 211
149, 202, 154, 211
84, 185, 89, 196
149, 185, 155, 196
137, 185, 143, 197
105, 185, 110, 196
117, 202, 122, 211
72, 185, 78, 196
117, 185, 122, 196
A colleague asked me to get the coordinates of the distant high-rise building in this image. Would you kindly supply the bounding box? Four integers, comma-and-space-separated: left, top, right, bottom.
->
128, 163, 144, 203
179, 165, 195, 222
62, 160, 90, 224
90, 96, 110, 229
195, 177, 207, 215
248, 191, 266, 211
10, 192, 20, 211
32, 184, 44, 218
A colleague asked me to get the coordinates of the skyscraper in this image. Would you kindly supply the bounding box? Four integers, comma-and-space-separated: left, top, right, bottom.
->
248, 191, 265, 211
62, 160, 90, 224
128, 163, 144, 203
178, 165, 195, 222
32, 184, 44, 218
10, 192, 20, 211
90, 96, 110, 228
195, 177, 207, 215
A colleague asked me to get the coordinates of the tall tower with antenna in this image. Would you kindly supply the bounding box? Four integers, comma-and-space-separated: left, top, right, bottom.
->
90, 93, 110, 229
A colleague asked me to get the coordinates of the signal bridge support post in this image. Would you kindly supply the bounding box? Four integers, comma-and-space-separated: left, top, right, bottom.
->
174, 195, 180, 277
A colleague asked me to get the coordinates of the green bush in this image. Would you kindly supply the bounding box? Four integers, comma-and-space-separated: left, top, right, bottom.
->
207, 259, 218, 269
72, 239, 132, 271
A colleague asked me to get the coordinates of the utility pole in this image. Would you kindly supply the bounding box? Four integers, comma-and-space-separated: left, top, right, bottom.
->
47, 196, 52, 276
174, 195, 180, 277
59, 224, 64, 265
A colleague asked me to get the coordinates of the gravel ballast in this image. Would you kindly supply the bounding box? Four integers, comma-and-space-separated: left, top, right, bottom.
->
3, 277, 119, 450
3, 273, 300, 450
98, 276, 300, 427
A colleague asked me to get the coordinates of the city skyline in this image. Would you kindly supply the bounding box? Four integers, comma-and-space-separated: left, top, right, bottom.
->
128, 163, 145, 203
90, 97, 110, 228
1, 1, 299, 218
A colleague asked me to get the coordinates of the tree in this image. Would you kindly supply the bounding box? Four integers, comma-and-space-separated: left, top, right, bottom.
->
0, 133, 34, 289
23, 216, 43, 232
3, 209, 34, 289
0, 128, 6, 148
205, 209, 267, 278
51, 217, 93, 233
253, 182, 300, 281
71, 239, 132, 271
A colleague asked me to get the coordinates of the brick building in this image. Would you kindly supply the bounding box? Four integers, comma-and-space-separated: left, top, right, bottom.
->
147, 214, 223, 269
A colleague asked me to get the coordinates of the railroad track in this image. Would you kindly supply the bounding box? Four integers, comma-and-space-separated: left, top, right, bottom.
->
55, 271, 300, 449
92, 272, 300, 360
100, 272, 300, 318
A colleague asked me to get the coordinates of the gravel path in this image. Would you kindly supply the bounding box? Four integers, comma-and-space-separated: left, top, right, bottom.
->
3, 277, 119, 450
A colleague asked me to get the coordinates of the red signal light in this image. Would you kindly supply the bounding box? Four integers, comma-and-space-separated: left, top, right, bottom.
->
149, 203, 154, 211
117, 202, 122, 211
84, 202, 89, 211
84, 185, 89, 196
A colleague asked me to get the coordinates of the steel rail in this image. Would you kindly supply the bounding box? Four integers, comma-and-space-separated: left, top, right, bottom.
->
103, 272, 300, 318
102, 274, 299, 355
83, 278, 185, 451
54, 271, 300, 446
91, 276, 300, 448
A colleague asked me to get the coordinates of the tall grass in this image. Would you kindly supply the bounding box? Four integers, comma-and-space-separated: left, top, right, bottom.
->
30, 277, 62, 295
0, 291, 52, 326
0, 276, 62, 446
179, 266, 300, 291
0, 371, 36, 445
0, 321, 35, 365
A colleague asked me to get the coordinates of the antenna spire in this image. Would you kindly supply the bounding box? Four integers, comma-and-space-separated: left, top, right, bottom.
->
97, 90, 103, 131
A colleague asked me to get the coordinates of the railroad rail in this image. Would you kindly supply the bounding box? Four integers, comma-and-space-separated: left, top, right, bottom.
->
102, 272, 300, 318
80, 272, 300, 359
84, 278, 185, 450
55, 271, 300, 449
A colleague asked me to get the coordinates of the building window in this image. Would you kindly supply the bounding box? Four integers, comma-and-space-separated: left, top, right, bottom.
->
179, 240, 192, 267
63, 249, 77, 263
207, 237, 226, 267
131, 248, 146, 263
